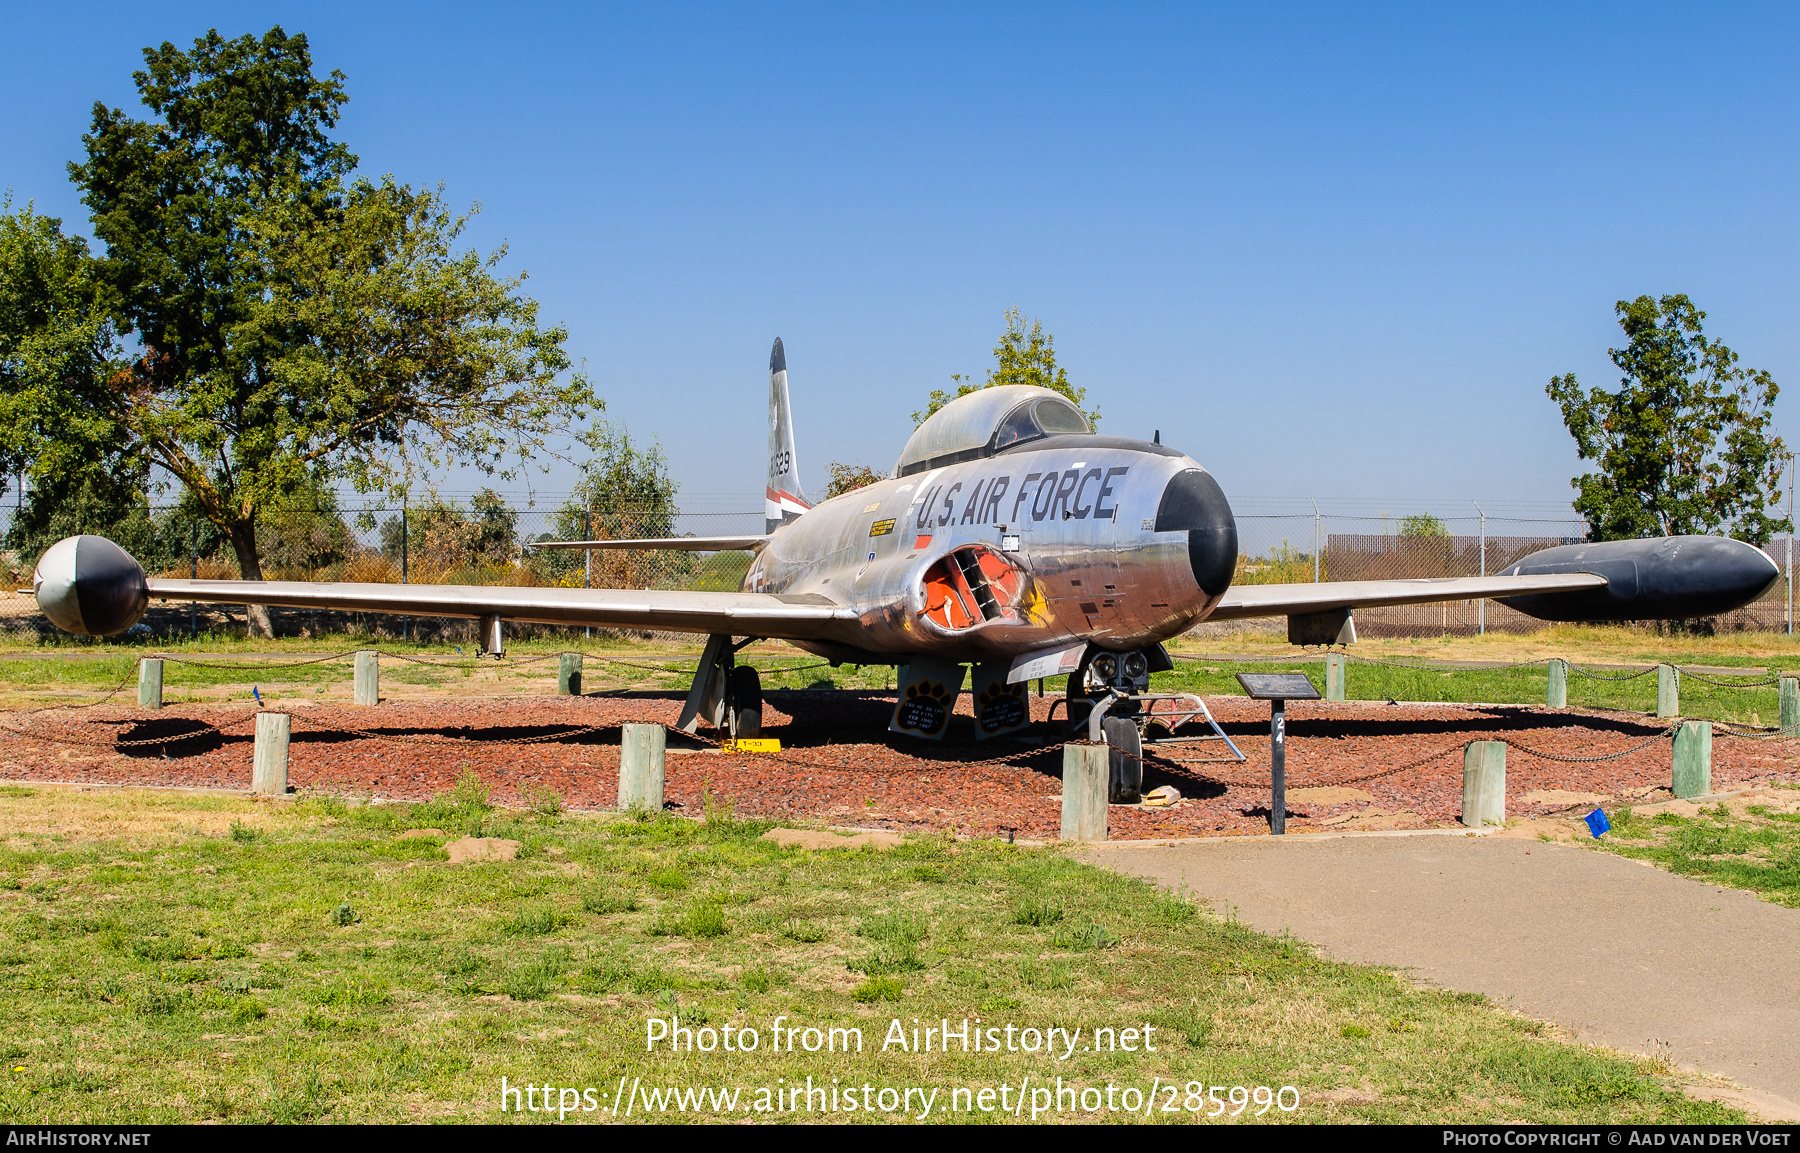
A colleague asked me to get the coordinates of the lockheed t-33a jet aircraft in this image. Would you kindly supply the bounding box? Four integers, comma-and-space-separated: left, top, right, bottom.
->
34, 339, 1781, 799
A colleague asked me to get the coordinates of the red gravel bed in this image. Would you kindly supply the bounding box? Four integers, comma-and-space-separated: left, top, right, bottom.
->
4, 692, 1797, 840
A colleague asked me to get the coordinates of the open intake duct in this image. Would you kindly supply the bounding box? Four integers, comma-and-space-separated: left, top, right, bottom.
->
919, 546, 1026, 631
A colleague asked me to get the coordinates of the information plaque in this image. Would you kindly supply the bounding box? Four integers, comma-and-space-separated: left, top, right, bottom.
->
1234, 672, 1322, 701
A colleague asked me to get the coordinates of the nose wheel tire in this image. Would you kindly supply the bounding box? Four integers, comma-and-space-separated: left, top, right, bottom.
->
1101, 716, 1143, 804
729, 665, 763, 740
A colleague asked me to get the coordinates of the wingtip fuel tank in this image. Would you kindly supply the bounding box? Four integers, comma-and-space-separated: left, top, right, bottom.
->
1497, 535, 1780, 622
33, 535, 149, 637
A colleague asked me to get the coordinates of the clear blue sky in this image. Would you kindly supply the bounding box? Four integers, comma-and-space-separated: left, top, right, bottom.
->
4, 3, 1796, 521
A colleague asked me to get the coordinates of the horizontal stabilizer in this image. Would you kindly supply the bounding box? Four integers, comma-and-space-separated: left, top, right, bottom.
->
529, 535, 770, 551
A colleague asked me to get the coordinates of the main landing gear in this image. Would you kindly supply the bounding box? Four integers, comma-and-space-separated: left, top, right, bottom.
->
1061, 645, 1246, 804
676, 635, 764, 740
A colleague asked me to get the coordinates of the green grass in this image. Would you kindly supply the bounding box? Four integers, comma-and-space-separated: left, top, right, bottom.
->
0, 641, 897, 706
1153, 658, 1789, 726
1589, 789, 1800, 907
0, 786, 1740, 1124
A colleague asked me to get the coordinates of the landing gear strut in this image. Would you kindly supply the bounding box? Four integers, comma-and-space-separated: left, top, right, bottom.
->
676, 635, 764, 740
1062, 644, 1245, 803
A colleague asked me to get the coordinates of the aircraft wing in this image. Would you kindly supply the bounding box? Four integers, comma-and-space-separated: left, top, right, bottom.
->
145, 579, 855, 640
529, 535, 770, 551
1206, 572, 1608, 621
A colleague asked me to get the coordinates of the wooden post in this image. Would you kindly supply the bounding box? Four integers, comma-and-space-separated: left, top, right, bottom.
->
1546, 658, 1567, 708
252, 712, 290, 796
137, 658, 163, 710
558, 652, 583, 696
618, 723, 666, 811
1673, 720, 1712, 800
1656, 664, 1678, 718
1060, 743, 1108, 842
353, 650, 379, 706
1324, 653, 1346, 703
1461, 741, 1506, 827
1780, 676, 1799, 733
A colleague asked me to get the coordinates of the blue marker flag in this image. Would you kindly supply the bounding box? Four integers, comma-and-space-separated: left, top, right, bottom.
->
252, 686, 262, 706
1584, 808, 1610, 838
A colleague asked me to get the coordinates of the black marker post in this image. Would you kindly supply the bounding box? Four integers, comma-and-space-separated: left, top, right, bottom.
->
1235, 672, 1322, 835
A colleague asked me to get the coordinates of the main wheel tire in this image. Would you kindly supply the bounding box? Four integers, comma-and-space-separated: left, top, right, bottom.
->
1102, 716, 1143, 803
730, 665, 763, 739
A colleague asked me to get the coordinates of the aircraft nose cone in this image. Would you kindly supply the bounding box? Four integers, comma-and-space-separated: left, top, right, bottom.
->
33, 535, 149, 637
1154, 469, 1237, 597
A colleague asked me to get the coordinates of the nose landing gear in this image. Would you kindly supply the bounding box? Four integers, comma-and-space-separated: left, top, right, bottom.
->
1061, 644, 1246, 803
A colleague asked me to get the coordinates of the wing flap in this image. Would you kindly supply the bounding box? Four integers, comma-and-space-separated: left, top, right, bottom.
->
1207, 573, 1608, 621
145, 579, 856, 639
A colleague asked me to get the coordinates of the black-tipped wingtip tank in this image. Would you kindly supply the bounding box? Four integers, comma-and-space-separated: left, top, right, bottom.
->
1496, 535, 1780, 622
1155, 469, 1237, 599
32, 535, 150, 637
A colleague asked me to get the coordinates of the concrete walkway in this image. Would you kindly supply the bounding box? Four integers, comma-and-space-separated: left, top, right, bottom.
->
1084, 833, 1800, 1113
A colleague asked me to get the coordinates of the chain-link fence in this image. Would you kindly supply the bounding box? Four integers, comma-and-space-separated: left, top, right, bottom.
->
2, 496, 1794, 641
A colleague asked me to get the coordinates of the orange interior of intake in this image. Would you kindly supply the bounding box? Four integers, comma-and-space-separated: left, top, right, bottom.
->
919, 546, 1023, 630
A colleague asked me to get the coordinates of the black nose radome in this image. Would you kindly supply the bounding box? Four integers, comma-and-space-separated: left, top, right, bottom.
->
1155, 469, 1236, 598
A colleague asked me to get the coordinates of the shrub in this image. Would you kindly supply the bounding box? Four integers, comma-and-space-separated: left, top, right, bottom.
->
1012, 898, 1064, 927
519, 783, 563, 817
501, 907, 576, 936
330, 903, 359, 926
852, 976, 903, 1003
681, 903, 727, 939
647, 869, 689, 891
582, 889, 639, 915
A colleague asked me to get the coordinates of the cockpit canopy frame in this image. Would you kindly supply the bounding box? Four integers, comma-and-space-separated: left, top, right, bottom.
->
894, 385, 1091, 477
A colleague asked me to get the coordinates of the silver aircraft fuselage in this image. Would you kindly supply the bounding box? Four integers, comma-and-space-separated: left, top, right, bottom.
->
745, 434, 1234, 665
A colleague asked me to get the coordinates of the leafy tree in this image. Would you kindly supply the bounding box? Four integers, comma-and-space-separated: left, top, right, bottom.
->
0, 200, 125, 519
533, 424, 685, 588
823, 461, 888, 499
60, 27, 597, 633
1548, 295, 1788, 545
388, 489, 518, 580
1398, 513, 1449, 538
913, 307, 1098, 427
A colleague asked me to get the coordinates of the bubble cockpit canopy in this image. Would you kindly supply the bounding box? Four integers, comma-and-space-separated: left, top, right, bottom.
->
894, 385, 1091, 477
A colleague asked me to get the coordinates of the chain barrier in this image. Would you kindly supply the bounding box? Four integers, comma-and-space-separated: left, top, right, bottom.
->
0, 711, 260, 750
1712, 718, 1800, 741
15, 668, 139, 714
1566, 664, 1658, 682
1175, 650, 1788, 690
1491, 727, 1676, 763
1342, 652, 1554, 672
1673, 671, 1784, 688
152, 650, 359, 669
283, 715, 614, 748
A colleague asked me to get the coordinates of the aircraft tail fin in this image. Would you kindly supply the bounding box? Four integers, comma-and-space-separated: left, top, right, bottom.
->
765, 337, 812, 533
